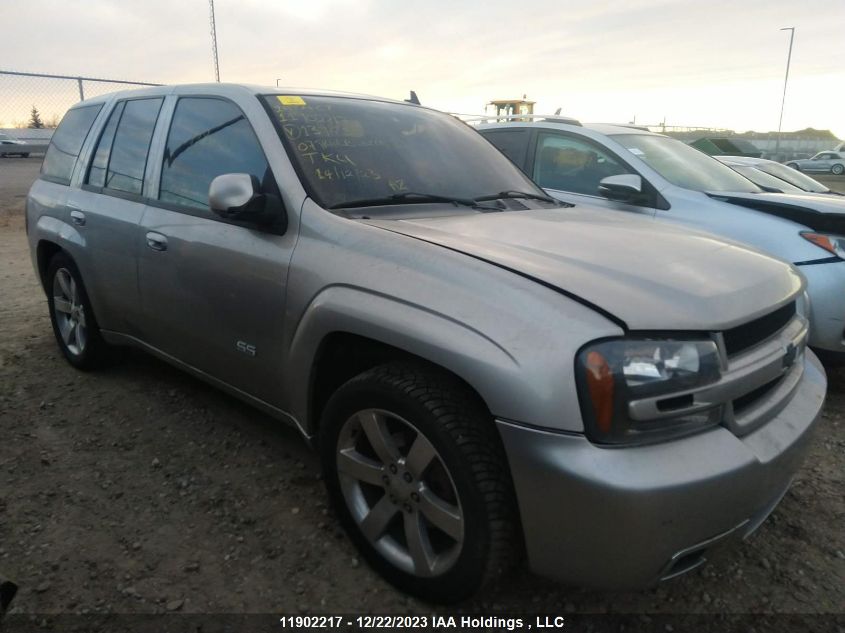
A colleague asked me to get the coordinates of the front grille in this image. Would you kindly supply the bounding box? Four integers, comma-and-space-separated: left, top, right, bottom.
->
723, 301, 796, 356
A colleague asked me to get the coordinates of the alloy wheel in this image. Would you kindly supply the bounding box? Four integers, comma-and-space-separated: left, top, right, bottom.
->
52, 267, 87, 356
336, 408, 464, 578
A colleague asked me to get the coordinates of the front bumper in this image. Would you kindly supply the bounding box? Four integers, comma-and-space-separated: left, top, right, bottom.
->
497, 350, 826, 589
799, 260, 845, 353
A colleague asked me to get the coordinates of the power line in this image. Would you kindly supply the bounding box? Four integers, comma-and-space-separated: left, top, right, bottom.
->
209, 0, 220, 82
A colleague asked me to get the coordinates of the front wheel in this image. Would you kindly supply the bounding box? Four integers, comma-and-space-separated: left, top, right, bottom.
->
319, 362, 519, 603
46, 252, 112, 370
832, 164, 844, 176
787, 162, 800, 171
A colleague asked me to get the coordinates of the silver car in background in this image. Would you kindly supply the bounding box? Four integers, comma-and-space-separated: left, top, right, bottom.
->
26, 85, 824, 602
786, 151, 845, 175
0, 132, 30, 157
477, 120, 845, 359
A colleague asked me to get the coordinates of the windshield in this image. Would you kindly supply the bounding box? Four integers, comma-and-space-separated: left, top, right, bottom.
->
729, 164, 803, 193
0, 133, 10, 140
611, 134, 761, 193
755, 161, 830, 193
262, 95, 545, 209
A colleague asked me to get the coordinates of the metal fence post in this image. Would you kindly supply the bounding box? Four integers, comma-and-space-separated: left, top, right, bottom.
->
77, 77, 84, 101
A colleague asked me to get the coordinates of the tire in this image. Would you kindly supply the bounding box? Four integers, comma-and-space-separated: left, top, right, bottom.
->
319, 362, 519, 603
787, 163, 800, 171
832, 164, 844, 176
46, 252, 112, 370
21, 153, 29, 158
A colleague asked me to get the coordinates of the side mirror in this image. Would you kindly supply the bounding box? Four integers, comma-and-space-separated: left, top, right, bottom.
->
598, 174, 643, 202
209, 173, 285, 228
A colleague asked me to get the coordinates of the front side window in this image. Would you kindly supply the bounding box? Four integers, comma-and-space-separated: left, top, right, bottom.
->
613, 134, 761, 193
41, 104, 103, 185
533, 133, 632, 196
160, 98, 275, 211
88, 98, 162, 196
262, 95, 544, 210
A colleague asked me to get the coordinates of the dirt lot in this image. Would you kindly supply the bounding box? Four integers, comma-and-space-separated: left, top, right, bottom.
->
0, 158, 843, 624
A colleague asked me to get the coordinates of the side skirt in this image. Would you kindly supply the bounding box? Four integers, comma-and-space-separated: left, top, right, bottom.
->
100, 330, 313, 443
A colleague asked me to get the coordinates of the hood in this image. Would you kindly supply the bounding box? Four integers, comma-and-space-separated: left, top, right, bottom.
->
363, 207, 802, 331
708, 190, 845, 233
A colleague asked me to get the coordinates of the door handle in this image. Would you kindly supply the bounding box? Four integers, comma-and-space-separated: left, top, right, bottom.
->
145, 232, 168, 252
69, 210, 86, 226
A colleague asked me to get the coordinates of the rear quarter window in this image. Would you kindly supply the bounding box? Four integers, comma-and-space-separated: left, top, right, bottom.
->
481, 129, 531, 171
41, 104, 103, 185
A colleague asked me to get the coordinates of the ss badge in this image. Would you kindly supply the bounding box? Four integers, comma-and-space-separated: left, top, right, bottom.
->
236, 340, 257, 357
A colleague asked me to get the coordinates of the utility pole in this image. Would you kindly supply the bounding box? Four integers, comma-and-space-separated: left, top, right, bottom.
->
209, 0, 220, 82
774, 27, 795, 159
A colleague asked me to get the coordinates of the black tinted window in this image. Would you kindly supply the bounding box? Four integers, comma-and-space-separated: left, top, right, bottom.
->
160, 98, 274, 211
482, 129, 531, 170
41, 105, 102, 184
87, 101, 124, 188
103, 98, 162, 195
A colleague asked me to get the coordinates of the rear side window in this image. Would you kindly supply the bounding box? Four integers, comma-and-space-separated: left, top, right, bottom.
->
482, 129, 531, 171
88, 98, 162, 196
41, 105, 102, 185
87, 102, 124, 188
159, 97, 275, 211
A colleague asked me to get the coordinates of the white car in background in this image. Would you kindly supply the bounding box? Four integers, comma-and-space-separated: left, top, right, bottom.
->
716, 156, 843, 196
786, 151, 845, 175
0, 132, 29, 157
476, 119, 845, 360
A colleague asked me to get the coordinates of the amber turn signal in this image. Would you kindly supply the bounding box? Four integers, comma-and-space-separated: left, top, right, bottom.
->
584, 350, 614, 434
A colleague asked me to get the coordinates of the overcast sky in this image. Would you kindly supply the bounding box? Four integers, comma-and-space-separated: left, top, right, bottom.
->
3, 0, 844, 135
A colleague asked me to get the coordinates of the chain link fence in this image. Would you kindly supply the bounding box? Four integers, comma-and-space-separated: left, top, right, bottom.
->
0, 70, 162, 138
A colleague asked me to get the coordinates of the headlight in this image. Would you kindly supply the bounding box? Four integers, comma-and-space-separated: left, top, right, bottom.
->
800, 232, 845, 259
576, 338, 722, 445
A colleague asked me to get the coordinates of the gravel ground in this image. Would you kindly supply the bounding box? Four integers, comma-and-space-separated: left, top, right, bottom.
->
0, 158, 843, 625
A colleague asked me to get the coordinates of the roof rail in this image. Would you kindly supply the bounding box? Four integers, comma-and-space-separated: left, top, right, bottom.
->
453, 113, 582, 126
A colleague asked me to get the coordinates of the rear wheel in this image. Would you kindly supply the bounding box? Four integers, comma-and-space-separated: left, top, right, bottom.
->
46, 252, 111, 370
319, 362, 519, 603
832, 164, 844, 176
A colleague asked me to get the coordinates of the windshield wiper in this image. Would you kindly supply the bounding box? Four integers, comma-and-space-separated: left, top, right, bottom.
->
473, 190, 559, 203
328, 192, 499, 211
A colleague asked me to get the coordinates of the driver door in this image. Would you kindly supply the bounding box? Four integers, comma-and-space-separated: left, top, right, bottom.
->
137, 96, 296, 406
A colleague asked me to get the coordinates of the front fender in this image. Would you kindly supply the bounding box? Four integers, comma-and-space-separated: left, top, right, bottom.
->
287, 284, 522, 435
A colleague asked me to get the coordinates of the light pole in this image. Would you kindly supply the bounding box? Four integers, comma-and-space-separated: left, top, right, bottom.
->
209, 0, 221, 82
276, 78, 283, 87
774, 27, 795, 159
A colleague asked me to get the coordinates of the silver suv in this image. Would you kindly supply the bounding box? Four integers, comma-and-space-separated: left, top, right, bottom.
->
26, 84, 825, 603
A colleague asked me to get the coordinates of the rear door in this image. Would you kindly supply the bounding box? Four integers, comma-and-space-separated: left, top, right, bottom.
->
137, 95, 295, 406
67, 97, 163, 336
